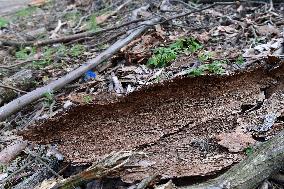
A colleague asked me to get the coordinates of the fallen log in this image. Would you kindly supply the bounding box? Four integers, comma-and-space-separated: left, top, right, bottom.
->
0, 17, 161, 121
180, 129, 284, 189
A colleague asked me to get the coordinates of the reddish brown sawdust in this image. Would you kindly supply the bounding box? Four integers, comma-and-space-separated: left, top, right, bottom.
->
22, 64, 284, 182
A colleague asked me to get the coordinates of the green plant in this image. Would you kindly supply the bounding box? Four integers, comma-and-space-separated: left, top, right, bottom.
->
183, 37, 203, 52
188, 67, 204, 76
43, 92, 54, 105
245, 146, 254, 156
83, 95, 92, 103
188, 60, 227, 76
204, 60, 226, 74
15, 47, 36, 60
148, 37, 203, 68
57, 44, 68, 56
0, 17, 8, 28
87, 14, 99, 31
70, 44, 86, 57
236, 55, 244, 65
32, 46, 54, 68
148, 47, 177, 68
198, 51, 213, 62
15, 6, 37, 17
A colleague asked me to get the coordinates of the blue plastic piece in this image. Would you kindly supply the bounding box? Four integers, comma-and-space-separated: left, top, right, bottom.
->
84, 70, 96, 81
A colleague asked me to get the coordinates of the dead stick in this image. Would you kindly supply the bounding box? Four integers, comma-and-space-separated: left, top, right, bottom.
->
0, 17, 160, 121
0, 84, 27, 93
0, 59, 43, 69
0, 18, 145, 47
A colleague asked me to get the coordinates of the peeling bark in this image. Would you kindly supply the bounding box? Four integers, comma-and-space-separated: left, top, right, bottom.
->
180, 129, 284, 189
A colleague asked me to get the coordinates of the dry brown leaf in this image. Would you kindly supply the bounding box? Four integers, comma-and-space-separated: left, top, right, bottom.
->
256, 25, 280, 36
197, 31, 210, 43
96, 13, 112, 24
216, 131, 256, 152
29, 0, 48, 6
155, 24, 166, 39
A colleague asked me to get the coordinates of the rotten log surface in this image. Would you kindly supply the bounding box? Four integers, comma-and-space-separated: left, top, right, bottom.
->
180, 129, 284, 189
0, 17, 161, 121
22, 62, 284, 182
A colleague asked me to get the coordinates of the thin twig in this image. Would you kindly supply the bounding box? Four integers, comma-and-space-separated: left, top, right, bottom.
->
0, 18, 145, 47
1, 156, 34, 184
170, 0, 199, 10
0, 84, 28, 93
35, 157, 61, 178
0, 59, 43, 69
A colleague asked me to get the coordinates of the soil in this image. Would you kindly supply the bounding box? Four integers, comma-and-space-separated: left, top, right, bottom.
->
22, 62, 284, 182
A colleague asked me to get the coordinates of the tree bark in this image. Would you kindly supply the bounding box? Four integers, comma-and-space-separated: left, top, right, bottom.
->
180, 129, 284, 189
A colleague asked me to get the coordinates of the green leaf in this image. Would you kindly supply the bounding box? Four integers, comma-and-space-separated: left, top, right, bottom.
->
0, 17, 8, 28
245, 146, 254, 156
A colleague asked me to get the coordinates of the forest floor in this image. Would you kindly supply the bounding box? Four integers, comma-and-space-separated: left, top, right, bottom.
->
0, 0, 284, 189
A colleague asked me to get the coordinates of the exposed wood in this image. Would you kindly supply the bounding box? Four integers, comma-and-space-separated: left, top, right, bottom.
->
180, 129, 284, 189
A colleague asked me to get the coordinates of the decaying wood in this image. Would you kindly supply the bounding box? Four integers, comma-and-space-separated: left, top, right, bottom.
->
180, 129, 284, 189
136, 175, 160, 189
0, 17, 161, 121
0, 140, 27, 164
36, 151, 140, 189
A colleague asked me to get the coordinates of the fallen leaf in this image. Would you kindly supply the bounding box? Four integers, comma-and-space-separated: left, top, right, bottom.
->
256, 25, 280, 36
96, 14, 111, 24
29, 0, 48, 6
155, 24, 166, 39
216, 131, 256, 152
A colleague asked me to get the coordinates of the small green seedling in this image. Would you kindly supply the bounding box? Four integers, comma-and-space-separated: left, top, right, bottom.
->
245, 146, 254, 156
87, 14, 99, 31
83, 95, 92, 103
188, 60, 227, 76
15, 47, 36, 60
43, 92, 54, 105
32, 46, 55, 69
56, 44, 68, 57
236, 55, 244, 65
205, 60, 226, 74
148, 37, 203, 68
198, 51, 213, 62
0, 17, 8, 28
188, 67, 204, 76
15, 6, 37, 17
70, 44, 86, 57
